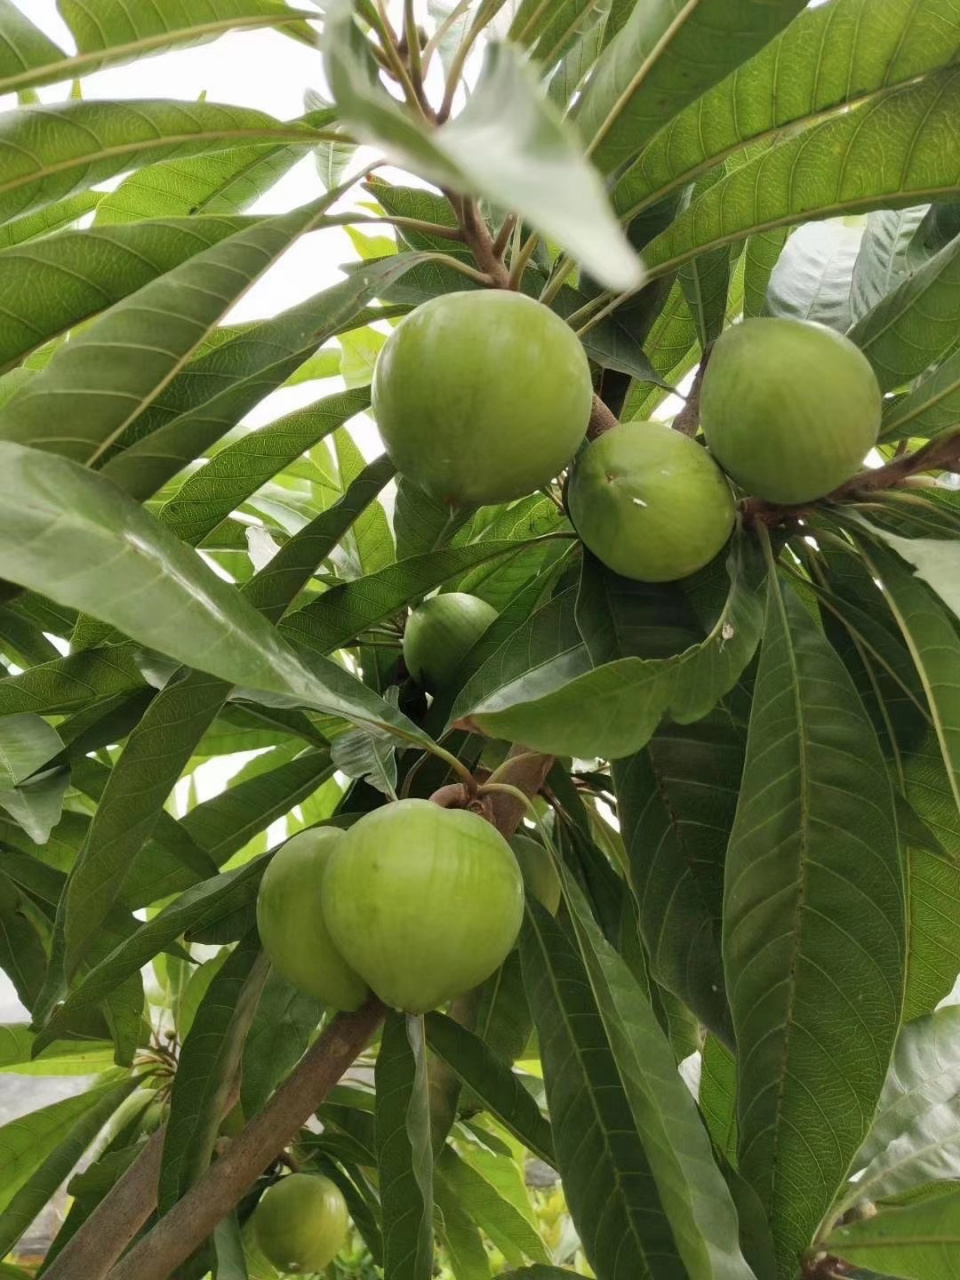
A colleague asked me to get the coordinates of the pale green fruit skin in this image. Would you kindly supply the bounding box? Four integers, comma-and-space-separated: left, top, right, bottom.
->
403, 592, 497, 691
372, 291, 592, 507
568, 422, 735, 582
322, 799, 524, 1013
510, 834, 561, 915
700, 317, 881, 504
253, 1174, 349, 1275
256, 828, 368, 1011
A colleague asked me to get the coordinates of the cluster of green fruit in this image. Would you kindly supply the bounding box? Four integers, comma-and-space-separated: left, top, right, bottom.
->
373, 291, 882, 584
257, 800, 561, 1016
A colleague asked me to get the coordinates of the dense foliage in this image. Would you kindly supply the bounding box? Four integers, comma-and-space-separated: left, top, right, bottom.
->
1, 2, 960, 1280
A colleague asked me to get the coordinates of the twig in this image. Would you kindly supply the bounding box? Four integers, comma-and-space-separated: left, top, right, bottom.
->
741, 428, 960, 530
403, 0, 425, 102
672, 346, 711, 437
105, 1002, 386, 1280
455, 197, 510, 287
492, 213, 518, 260
508, 231, 541, 290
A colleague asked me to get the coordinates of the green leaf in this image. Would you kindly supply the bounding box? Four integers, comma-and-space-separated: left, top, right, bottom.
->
0, 1074, 136, 1258
37, 855, 270, 1043
905, 844, 960, 1021
325, 17, 640, 292
0, 766, 70, 844
160, 934, 268, 1211
764, 220, 861, 331
850, 231, 960, 393
160, 388, 371, 545
882, 345, 960, 440
0, 99, 322, 225
0, 1075, 128, 1211
375, 1012, 434, 1280
434, 1170, 492, 1280
0, 199, 339, 465
723, 569, 904, 1273
0, 713, 63, 786
462, 534, 764, 758
214, 1213, 250, 1280
641, 67, 960, 286
0, 872, 47, 1012
575, 0, 805, 174
241, 969, 321, 1117
0, 647, 145, 719
561, 881, 755, 1280
424, 1013, 553, 1165
743, 228, 789, 318
439, 1147, 548, 1269
826, 1185, 960, 1279
700, 1036, 738, 1165
0, 1025, 114, 1075
0, 1, 314, 97
0, 192, 102, 248
0, 442, 430, 747
613, 0, 960, 217
0, 214, 252, 373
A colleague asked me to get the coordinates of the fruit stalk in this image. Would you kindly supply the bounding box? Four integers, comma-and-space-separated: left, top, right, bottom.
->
103, 1000, 386, 1280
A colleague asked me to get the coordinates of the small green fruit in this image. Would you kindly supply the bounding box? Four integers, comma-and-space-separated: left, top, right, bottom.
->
510, 834, 561, 915
372, 291, 592, 507
403, 592, 497, 691
256, 828, 368, 1011
700, 317, 881, 504
253, 1173, 349, 1275
568, 422, 735, 581
322, 799, 524, 1013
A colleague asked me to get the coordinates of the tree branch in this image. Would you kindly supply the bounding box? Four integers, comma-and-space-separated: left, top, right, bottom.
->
455, 196, 511, 288
741, 429, 960, 530
587, 395, 619, 439
672, 346, 711, 438
103, 1000, 385, 1280
42, 1128, 166, 1280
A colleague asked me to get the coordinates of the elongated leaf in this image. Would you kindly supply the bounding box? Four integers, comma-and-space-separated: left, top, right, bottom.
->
765, 220, 861, 331
882, 344, 960, 440
0, 99, 322, 225
0, 1075, 127, 1209
614, 0, 960, 217
0, 766, 69, 844
743, 228, 789, 318
0, 1025, 114, 1075
0, 442, 430, 748
641, 67, 960, 285
435, 1170, 492, 1280
424, 1013, 553, 1165
562, 879, 756, 1280
0, 199, 339, 464
826, 1185, 960, 1279
0, 1074, 136, 1258
843, 1095, 960, 1210
376, 1012, 434, 1280
439, 1148, 548, 1269
325, 16, 640, 292
576, 0, 805, 174
160, 388, 370, 545
0, 646, 145, 717
0, 192, 102, 248
0, 713, 63, 786
241, 969, 321, 1117
0, 1, 313, 97
700, 1036, 738, 1165
461, 535, 763, 758
160, 935, 268, 1211
723, 571, 904, 1272
0, 872, 46, 1011
850, 232, 960, 393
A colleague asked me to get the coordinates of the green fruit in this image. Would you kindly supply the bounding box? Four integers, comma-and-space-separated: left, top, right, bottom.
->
253, 1173, 349, 1275
700, 317, 881, 504
322, 799, 524, 1013
256, 828, 368, 1011
568, 422, 735, 582
372, 291, 592, 507
403, 592, 497, 691
510, 834, 561, 915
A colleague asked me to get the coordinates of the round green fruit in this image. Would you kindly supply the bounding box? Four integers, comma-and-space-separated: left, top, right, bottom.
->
403, 592, 497, 691
322, 799, 524, 1013
568, 422, 735, 582
372, 291, 592, 507
256, 828, 368, 1011
510, 834, 561, 915
700, 317, 881, 504
253, 1174, 349, 1276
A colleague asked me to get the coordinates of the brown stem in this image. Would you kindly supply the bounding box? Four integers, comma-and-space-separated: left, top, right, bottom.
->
486, 749, 555, 837
42, 1129, 166, 1280
104, 1001, 385, 1280
455, 197, 511, 288
672, 346, 711, 438
741, 429, 960, 530
492, 214, 518, 260
587, 395, 619, 440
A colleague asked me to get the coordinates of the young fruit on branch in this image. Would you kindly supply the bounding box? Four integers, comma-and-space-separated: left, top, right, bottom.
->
372, 291, 592, 507
701, 317, 882, 504
322, 798, 524, 1013
568, 421, 735, 581
256, 828, 369, 1011
403, 591, 497, 691
252, 1173, 349, 1275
